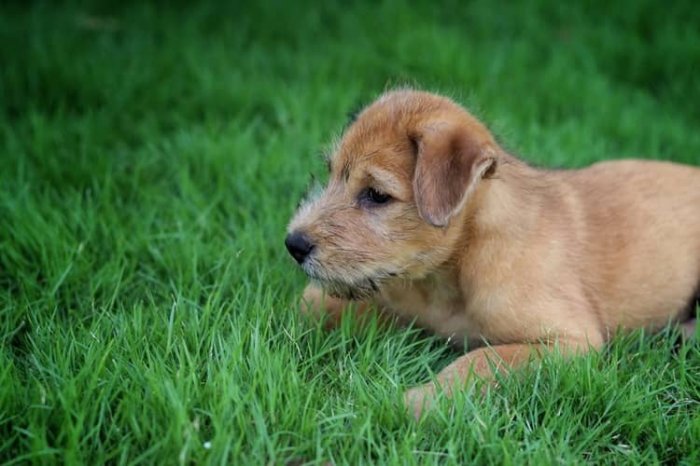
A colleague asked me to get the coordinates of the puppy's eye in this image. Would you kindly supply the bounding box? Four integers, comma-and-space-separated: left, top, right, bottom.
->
360, 187, 392, 206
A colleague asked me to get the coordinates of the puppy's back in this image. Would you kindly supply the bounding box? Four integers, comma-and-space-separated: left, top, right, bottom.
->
564, 160, 700, 332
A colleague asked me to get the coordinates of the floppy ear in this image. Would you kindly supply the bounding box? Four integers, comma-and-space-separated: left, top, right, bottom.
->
411, 124, 496, 227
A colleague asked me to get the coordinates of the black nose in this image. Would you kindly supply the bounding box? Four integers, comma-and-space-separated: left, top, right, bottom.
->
285, 232, 315, 264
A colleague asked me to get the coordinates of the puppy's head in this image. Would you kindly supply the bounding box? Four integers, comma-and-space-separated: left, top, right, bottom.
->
286, 90, 499, 299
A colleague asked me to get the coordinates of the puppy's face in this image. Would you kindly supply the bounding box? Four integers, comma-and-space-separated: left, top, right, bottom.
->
286, 91, 498, 299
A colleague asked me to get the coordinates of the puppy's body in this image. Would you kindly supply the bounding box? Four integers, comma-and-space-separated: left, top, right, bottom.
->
380, 158, 700, 348
286, 90, 700, 417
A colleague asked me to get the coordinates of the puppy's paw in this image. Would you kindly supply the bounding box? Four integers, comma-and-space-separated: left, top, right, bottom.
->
681, 318, 697, 340
300, 285, 326, 317
403, 383, 438, 420
299, 285, 347, 328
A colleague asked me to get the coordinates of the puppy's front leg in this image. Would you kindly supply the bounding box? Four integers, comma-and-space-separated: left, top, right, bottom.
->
300, 284, 372, 329
404, 340, 597, 419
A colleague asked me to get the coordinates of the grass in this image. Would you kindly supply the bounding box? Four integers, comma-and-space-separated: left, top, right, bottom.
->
1, 0, 699, 463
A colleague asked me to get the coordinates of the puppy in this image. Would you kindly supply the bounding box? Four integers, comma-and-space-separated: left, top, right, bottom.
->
285, 90, 700, 418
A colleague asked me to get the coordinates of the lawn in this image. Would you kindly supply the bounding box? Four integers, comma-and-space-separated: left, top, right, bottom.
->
1, 0, 699, 464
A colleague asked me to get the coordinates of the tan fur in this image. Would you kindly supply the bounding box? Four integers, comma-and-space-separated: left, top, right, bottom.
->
287, 90, 700, 419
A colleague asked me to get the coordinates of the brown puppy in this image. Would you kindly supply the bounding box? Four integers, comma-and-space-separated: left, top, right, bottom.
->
285, 90, 700, 418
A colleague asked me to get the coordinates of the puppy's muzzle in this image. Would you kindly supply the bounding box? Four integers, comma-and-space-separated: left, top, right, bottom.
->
285, 231, 315, 264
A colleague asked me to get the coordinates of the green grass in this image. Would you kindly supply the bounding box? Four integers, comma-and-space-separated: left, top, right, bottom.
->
2, 0, 699, 464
